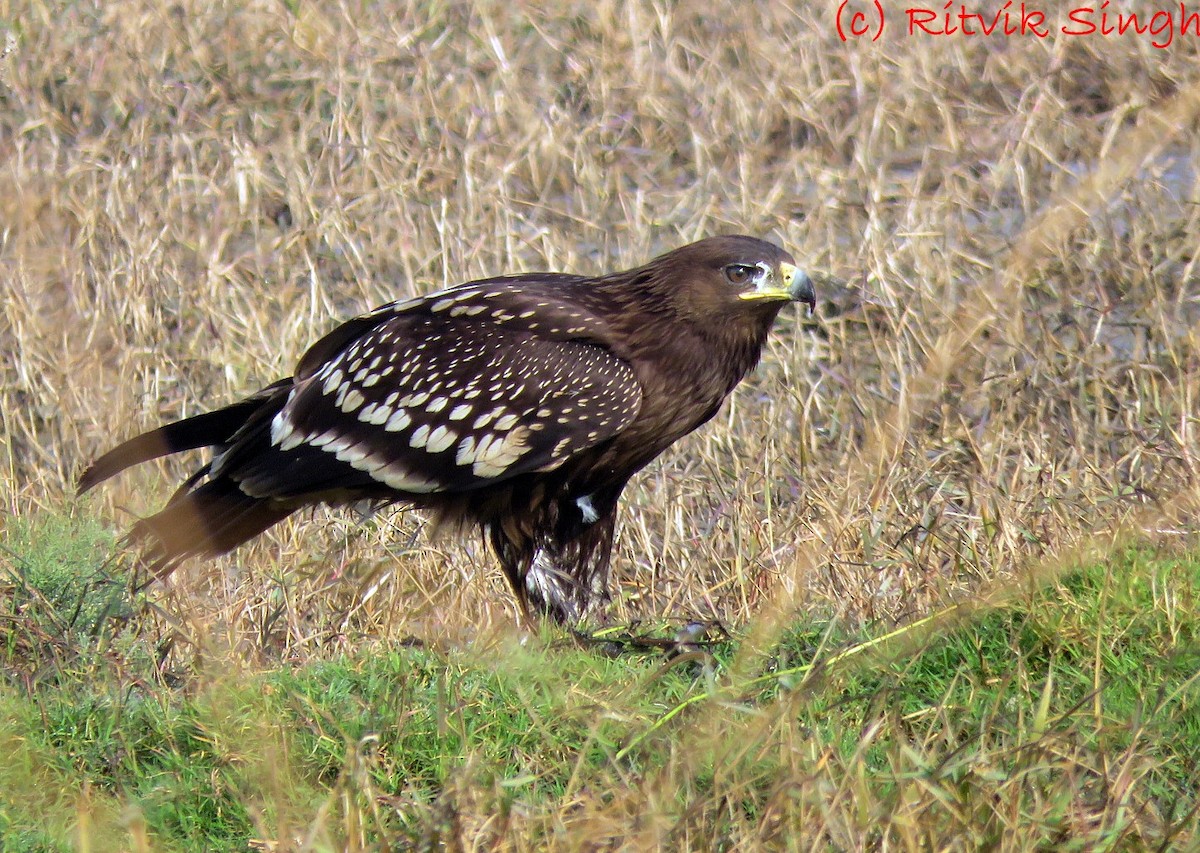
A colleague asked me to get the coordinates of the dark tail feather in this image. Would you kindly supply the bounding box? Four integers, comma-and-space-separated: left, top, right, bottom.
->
77, 379, 291, 494
126, 476, 296, 578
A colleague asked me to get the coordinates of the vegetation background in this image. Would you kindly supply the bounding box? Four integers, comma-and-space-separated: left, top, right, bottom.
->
2, 1, 1199, 849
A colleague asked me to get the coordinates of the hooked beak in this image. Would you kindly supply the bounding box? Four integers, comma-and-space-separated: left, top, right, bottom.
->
737, 261, 816, 314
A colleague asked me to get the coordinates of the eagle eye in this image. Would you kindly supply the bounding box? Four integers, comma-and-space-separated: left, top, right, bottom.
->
724, 264, 757, 285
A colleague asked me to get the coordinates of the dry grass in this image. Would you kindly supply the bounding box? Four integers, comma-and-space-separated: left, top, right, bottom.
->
2, 0, 1200, 847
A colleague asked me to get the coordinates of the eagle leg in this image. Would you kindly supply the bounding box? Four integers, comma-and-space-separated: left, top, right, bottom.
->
488, 492, 619, 625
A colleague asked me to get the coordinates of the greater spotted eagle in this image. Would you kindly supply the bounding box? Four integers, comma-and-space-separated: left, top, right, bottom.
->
79, 236, 814, 623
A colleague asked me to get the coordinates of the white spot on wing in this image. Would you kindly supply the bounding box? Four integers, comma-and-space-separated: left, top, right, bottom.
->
385, 410, 412, 432
426, 425, 457, 454
361, 403, 391, 425
455, 435, 477, 466
334, 442, 371, 466
322, 369, 344, 396
374, 465, 440, 493
308, 429, 339, 448
471, 426, 531, 478
450, 304, 488, 317
473, 407, 507, 429
270, 411, 291, 446
345, 448, 389, 473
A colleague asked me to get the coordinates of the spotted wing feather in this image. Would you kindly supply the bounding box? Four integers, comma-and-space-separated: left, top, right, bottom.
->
222, 283, 642, 500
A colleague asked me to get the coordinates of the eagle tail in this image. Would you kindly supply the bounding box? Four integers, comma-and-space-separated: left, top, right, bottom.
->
76, 379, 292, 494
126, 476, 296, 576
79, 379, 298, 576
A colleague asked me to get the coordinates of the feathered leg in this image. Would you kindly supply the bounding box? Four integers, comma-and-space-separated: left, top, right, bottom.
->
489, 490, 620, 624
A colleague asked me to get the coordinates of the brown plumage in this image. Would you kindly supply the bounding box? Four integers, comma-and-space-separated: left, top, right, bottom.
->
78, 236, 814, 623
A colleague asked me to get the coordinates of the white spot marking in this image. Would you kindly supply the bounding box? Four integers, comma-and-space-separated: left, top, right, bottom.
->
451, 304, 488, 317
473, 407, 508, 429
361, 403, 392, 425
279, 428, 305, 452
270, 411, 291, 446
576, 495, 599, 524
385, 410, 412, 432
426, 425, 457, 454
334, 442, 370, 465
308, 429, 339, 448
471, 426, 532, 477
346, 448, 388, 473
455, 435, 477, 466
374, 465, 440, 493
322, 369, 344, 396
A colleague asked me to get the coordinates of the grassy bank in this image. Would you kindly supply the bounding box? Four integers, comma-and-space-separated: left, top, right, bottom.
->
2, 517, 1197, 849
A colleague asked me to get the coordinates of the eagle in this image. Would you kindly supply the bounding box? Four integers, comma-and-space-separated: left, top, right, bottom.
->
78, 236, 814, 624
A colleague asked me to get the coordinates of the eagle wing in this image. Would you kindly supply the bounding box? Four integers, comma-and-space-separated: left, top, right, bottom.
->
218, 278, 643, 499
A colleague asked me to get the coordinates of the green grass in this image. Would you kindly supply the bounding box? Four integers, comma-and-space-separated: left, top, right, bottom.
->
1, 516, 126, 643
2, 517, 1198, 849
796, 555, 1200, 846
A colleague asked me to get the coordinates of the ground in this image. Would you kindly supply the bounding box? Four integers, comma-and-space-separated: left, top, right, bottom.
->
2, 1, 1199, 849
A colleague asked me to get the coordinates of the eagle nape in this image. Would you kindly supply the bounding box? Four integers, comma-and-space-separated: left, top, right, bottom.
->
78, 235, 814, 625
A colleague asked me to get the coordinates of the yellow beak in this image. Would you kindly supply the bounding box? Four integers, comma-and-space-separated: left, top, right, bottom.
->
737, 262, 815, 310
